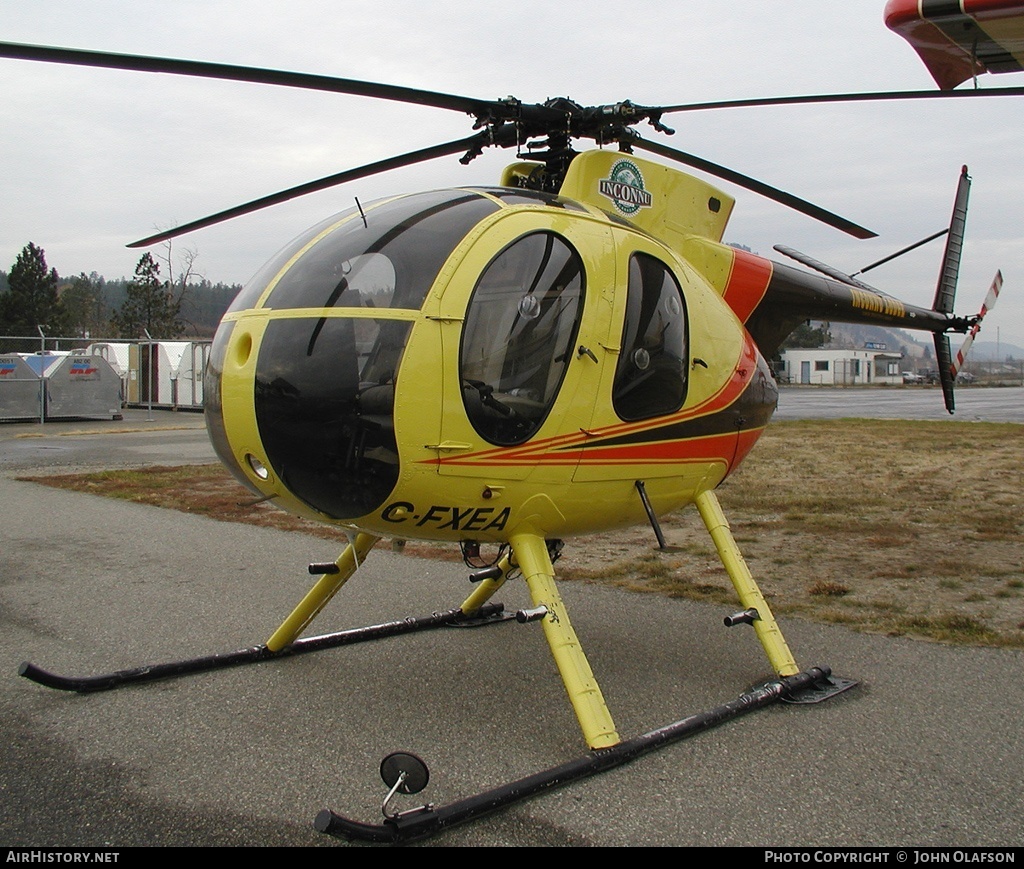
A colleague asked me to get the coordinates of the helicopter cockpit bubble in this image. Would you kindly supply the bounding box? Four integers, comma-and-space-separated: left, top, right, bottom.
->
206, 189, 501, 521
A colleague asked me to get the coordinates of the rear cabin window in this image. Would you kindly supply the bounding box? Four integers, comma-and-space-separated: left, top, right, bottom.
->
613, 253, 688, 421
460, 232, 585, 446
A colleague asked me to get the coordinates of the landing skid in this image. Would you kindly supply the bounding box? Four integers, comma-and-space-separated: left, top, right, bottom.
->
314, 666, 843, 844
17, 602, 510, 693
19, 498, 861, 844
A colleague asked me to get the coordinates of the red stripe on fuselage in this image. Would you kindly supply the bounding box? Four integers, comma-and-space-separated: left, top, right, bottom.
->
559, 430, 751, 466
722, 249, 773, 324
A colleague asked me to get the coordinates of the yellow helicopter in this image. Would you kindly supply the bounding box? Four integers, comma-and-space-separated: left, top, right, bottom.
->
1, 23, 1012, 840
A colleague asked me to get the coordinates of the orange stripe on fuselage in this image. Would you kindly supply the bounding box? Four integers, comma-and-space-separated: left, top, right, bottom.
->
722, 249, 773, 324
429, 333, 762, 469
561, 431, 746, 466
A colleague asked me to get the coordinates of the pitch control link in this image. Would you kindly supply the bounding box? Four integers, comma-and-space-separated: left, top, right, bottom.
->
18, 603, 508, 693
314, 666, 846, 844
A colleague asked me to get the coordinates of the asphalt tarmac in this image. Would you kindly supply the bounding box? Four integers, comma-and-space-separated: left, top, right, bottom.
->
1, 400, 1022, 848
774, 384, 1024, 423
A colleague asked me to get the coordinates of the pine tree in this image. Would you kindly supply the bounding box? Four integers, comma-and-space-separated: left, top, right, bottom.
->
781, 321, 832, 349
0, 243, 67, 341
60, 272, 109, 338
113, 252, 183, 338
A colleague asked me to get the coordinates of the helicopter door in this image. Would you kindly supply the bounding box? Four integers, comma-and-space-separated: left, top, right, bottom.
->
573, 250, 691, 484
611, 253, 688, 421
438, 230, 588, 481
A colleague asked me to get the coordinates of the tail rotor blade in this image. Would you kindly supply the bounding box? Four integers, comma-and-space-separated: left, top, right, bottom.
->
952, 271, 1003, 377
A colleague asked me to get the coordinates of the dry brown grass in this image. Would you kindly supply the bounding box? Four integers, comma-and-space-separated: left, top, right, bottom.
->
21, 419, 1024, 648
22, 464, 360, 542
565, 419, 1024, 647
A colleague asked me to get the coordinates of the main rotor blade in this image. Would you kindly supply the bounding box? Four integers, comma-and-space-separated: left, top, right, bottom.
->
654, 86, 1024, 115
628, 136, 876, 239
0, 41, 494, 116
129, 134, 487, 247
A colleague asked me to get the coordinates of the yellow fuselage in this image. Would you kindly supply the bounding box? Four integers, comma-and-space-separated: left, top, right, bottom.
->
206, 153, 778, 544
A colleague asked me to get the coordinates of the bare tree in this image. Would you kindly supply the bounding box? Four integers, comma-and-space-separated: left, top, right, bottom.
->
157, 236, 204, 336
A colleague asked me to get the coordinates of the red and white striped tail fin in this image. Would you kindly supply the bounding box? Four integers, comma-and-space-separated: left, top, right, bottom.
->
951, 271, 1003, 378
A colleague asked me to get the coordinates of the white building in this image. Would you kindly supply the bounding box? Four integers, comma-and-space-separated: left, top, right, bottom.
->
778, 348, 904, 385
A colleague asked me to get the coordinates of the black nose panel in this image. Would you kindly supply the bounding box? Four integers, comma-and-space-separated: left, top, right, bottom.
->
254, 317, 409, 520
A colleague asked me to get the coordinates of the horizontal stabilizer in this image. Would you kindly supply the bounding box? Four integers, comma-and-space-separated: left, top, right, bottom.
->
772, 245, 880, 292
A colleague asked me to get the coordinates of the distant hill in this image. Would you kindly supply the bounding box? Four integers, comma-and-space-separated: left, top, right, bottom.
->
823, 323, 931, 359
961, 340, 1024, 362
817, 323, 1022, 363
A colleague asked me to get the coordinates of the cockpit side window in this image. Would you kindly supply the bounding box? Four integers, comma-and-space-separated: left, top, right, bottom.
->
460, 232, 585, 446
613, 253, 688, 421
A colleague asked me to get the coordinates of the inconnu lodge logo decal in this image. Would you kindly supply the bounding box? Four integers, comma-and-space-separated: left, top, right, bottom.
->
599, 159, 653, 215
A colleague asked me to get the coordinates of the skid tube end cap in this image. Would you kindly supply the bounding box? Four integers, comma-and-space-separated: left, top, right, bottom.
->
314, 808, 399, 843
781, 666, 858, 705
312, 809, 334, 834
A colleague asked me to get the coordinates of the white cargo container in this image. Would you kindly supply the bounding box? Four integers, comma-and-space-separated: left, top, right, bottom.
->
0, 352, 121, 420
88, 340, 210, 409
0, 353, 46, 420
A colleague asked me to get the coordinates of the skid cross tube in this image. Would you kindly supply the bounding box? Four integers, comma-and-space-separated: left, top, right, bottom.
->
17, 603, 507, 693
315, 666, 836, 843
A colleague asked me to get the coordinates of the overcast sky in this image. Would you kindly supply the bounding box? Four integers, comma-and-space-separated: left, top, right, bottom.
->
1, 0, 1022, 349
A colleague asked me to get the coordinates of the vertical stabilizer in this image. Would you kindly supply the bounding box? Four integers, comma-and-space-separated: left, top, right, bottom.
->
933, 165, 971, 314
933, 333, 956, 413
933, 166, 972, 413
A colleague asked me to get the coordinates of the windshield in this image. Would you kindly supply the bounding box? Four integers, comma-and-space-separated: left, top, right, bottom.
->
223, 190, 499, 314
